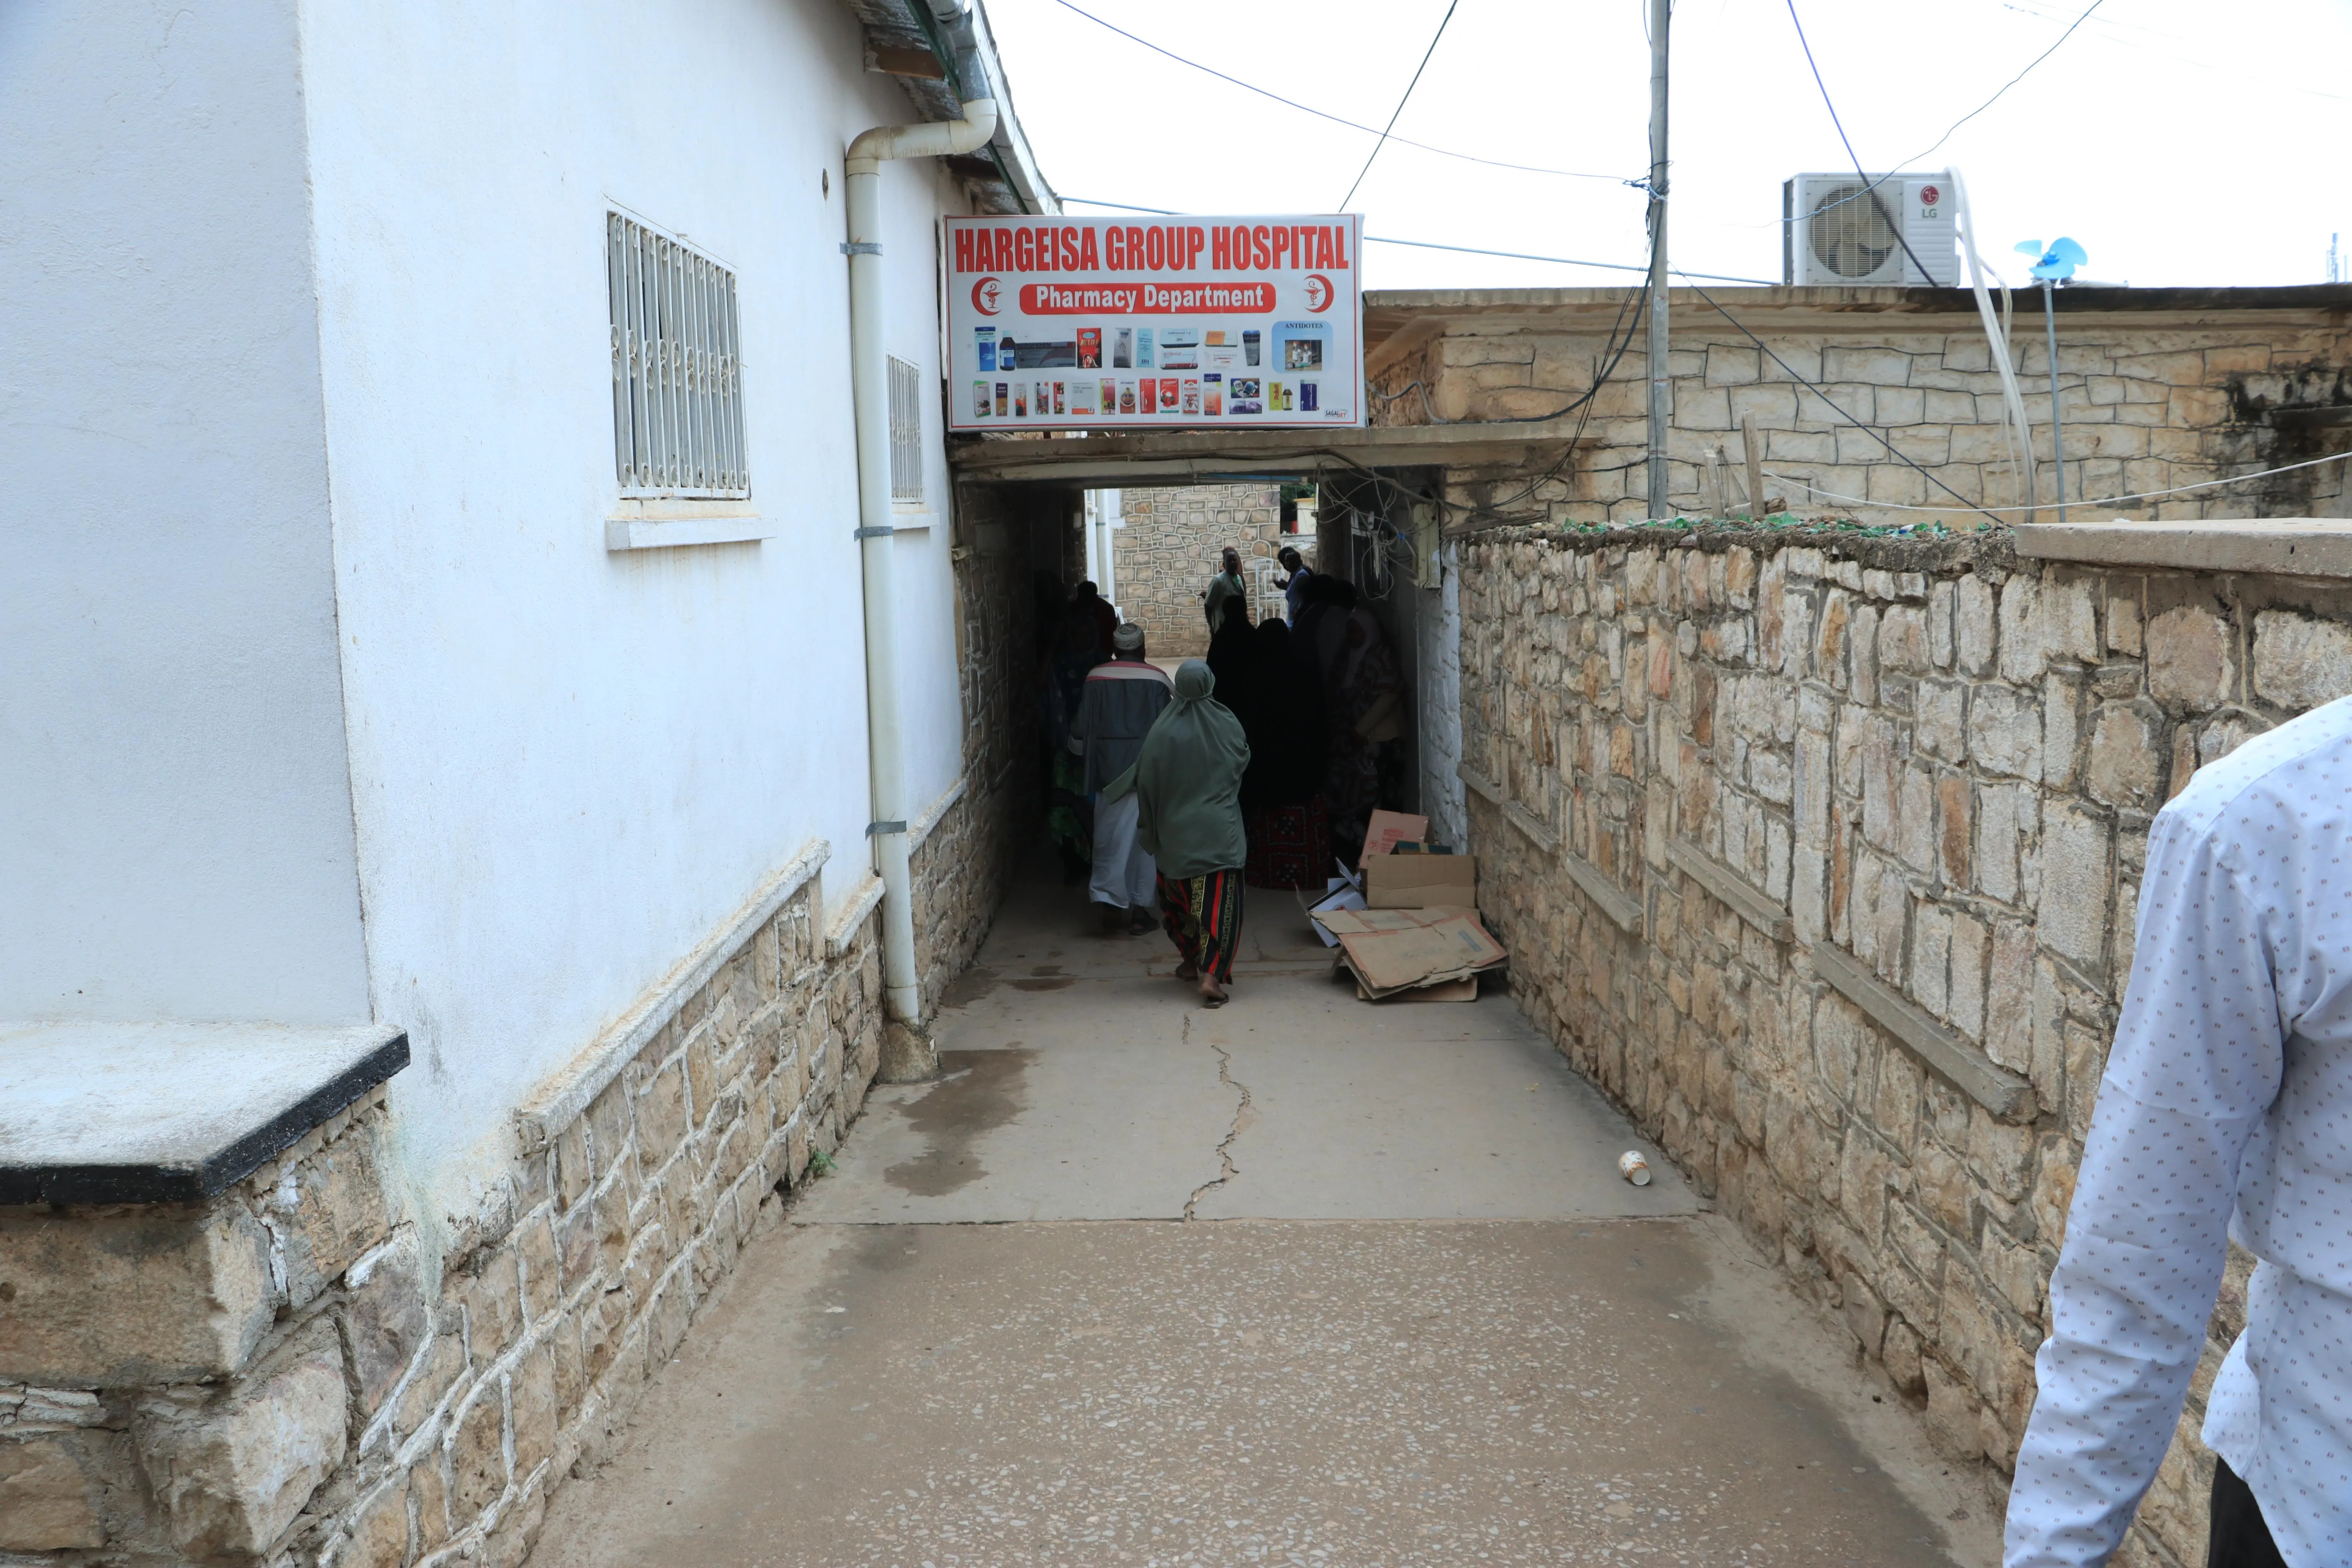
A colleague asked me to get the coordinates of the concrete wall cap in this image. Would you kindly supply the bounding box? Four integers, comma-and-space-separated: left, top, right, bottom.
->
2012, 519, 2352, 580
512, 837, 828, 1152
0, 1022, 407, 1204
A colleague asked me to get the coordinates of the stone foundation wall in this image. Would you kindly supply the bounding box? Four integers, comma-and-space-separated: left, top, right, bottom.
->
1110, 483, 1292, 657
913, 479, 1047, 1016
0, 873, 883, 1567
1380, 290, 2350, 525
0, 483, 1042, 1568
1455, 522, 2352, 1566
910, 777, 1017, 1024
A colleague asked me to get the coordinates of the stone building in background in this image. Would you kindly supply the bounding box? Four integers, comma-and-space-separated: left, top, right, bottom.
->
1109, 482, 1314, 657
1367, 285, 2352, 526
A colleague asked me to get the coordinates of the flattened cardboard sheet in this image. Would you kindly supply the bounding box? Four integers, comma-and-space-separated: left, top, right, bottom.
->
1311, 905, 1475, 939
1334, 912, 1507, 1000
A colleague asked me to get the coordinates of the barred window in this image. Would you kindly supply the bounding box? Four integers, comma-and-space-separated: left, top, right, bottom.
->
887, 354, 923, 505
607, 213, 747, 497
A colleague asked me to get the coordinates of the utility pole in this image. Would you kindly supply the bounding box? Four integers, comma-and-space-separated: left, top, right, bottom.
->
1645, 0, 1672, 521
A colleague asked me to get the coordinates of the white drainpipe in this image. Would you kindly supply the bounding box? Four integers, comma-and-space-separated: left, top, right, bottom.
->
845, 98, 998, 1081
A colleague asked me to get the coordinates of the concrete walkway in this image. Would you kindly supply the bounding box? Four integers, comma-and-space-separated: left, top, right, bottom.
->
530, 871, 1999, 1567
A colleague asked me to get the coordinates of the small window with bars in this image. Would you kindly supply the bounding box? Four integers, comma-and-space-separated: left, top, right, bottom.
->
607, 212, 748, 498
887, 354, 924, 506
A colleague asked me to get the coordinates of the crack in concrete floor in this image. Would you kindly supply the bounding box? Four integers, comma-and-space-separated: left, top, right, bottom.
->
527, 873, 2002, 1566
1181, 1015, 1253, 1221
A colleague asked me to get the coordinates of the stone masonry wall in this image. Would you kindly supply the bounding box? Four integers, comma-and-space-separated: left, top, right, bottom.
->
1380, 293, 2349, 525
912, 778, 1018, 1026
1111, 483, 1289, 657
1455, 522, 2352, 1566
0, 873, 881, 1568
0, 483, 1042, 1568
915, 478, 1047, 1017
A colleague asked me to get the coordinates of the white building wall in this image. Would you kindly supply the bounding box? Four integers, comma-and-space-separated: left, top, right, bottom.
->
0, 0, 372, 1025
297, 0, 978, 1213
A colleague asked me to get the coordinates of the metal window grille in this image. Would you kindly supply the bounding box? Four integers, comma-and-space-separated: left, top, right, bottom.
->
607, 213, 747, 497
887, 355, 924, 505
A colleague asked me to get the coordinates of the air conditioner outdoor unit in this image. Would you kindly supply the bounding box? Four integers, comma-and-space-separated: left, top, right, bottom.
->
1784, 172, 1959, 286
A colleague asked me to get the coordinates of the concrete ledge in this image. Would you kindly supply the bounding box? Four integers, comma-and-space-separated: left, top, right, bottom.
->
0, 1022, 407, 1205
1561, 851, 1644, 936
1666, 840, 1794, 942
515, 838, 829, 1150
604, 514, 773, 550
1811, 943, 2034, 1122
826, 873, 887, 960
1459, 764, 1503, 805
949, 416, 1592, 486
1463, 762, 1633, 931
909, 774, 967, 849
1457, 764, 1560, 854
2011, 519, 2352, 579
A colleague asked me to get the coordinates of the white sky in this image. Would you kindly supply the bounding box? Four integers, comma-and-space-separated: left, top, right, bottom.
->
982, 0, 2352, 292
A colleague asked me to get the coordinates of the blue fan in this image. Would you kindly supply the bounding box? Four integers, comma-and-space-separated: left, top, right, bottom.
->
2011, 238, 2090, 520
2014, 237, 2088, 282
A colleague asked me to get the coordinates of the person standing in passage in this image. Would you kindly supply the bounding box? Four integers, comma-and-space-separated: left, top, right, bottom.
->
1294, 575, 1402, 860
1103, 660, 1250, 1007
2003, 696, 2352, 1568
1201, 547, 1247, 640
1070, 624, 1173, 936
1073, 579, 1119, 652
1276, 545, 1315, 624
1042, 600, 1107, 882
1238, 617, 1331, 888
1205, 602, 1328, 888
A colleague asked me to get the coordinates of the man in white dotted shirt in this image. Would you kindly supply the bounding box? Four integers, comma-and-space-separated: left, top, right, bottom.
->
2005, 695, 2352, 1568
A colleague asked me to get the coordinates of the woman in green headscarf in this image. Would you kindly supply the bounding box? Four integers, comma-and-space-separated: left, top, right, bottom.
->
1103, 659, 1252, 1005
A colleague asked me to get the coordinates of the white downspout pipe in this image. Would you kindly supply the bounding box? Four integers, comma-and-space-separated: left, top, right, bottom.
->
846, 97, 997, 1081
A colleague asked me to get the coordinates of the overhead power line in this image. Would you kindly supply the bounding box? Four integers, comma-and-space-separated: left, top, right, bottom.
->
1681, 280, 2002, 523
1376, 233, 1774, 286
1913, 0, 2109, 162
1782, 0, 1935, 284
1338, 0, 1460, 212
1795, 0, 2109, 225
1047, 0, 1630, 185
1059, 199, 1776, 285
1775, 448, 2352, 517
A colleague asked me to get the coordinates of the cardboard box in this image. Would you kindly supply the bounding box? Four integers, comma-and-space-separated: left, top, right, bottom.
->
1364, 853, 1475, 909
1360, 809, 1428, 858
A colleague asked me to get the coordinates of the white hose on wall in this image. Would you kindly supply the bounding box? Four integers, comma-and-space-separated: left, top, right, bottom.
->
1951, 168, 2038, 521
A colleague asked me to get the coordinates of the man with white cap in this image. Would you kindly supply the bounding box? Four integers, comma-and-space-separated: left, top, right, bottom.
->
1070, 623, 1174, 935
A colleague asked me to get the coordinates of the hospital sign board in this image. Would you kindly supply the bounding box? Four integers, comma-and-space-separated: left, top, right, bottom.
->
943, 214, 1364, 431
